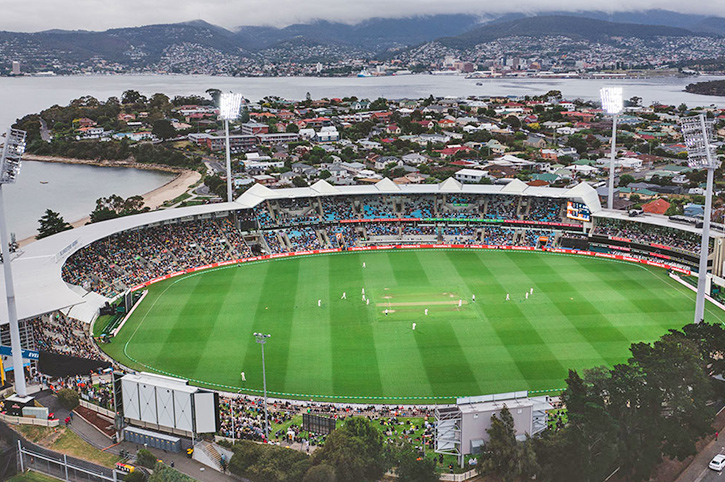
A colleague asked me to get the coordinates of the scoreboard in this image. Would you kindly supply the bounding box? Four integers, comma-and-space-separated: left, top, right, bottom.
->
567, 202, 591, 222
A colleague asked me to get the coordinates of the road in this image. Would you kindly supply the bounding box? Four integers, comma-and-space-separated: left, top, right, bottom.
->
693, 445, 724, 482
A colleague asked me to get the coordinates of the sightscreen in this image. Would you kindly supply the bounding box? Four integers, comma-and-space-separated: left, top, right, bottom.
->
303, 413, 336, 435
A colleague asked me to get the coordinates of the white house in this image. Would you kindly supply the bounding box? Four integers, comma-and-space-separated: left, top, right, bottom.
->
455, 168, 491, 184
316, 127, 340, 143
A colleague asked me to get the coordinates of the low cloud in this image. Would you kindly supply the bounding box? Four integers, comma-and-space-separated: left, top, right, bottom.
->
3, 0, 725, 32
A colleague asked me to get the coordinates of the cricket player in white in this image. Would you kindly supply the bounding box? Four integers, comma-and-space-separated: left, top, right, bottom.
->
425, 309, 428, 316
318, 299, 321, 307
412, 323, 416, 330
506, 294, 510, 301
341, 292, 346, 299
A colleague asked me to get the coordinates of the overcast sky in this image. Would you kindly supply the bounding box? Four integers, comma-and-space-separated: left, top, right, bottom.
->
4, 0, 725, 32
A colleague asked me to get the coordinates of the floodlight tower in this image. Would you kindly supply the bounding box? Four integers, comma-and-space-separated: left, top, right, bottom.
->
681, 115, 720, 323
0, 128, 27, 396
253, 332, 271, 440
600, 87, 624, 210
219, 93, 244, 203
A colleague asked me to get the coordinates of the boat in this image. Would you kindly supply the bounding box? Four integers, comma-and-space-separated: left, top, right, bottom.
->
357, 69, 372, 78
40, 181, 48, 184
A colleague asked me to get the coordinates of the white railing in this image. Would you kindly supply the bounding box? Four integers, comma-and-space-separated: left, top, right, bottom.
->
79, 400, 115, 418
0, 412, 59, 427
439, 468, 478, 481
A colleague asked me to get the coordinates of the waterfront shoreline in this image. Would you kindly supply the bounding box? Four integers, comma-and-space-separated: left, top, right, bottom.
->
17, 157, 202, 247
23, 154, 191, 174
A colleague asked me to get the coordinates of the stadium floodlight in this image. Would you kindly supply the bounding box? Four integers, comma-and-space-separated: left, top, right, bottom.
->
0, 128, 27, 397
219, 92, 244, 203
681, 115, 720, 323
219, 93, 244, 121
681, 116, 719, 169
600, 87, 623, 210
600, 87, 623, 115
254, 332, 271, 440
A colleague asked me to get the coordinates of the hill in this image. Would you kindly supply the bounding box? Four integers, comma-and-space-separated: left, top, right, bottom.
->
233, 15, 481, 51
685, 79, 725, 97
438, 15, 701, 50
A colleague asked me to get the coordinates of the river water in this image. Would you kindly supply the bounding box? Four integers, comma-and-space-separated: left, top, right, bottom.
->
0, 73, 724, 239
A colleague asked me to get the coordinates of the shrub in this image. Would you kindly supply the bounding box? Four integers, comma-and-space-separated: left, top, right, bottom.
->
136, 449, 157, 469
56, 388, 79, 410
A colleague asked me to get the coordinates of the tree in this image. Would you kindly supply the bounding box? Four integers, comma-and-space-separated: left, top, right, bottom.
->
152, 119, 176, 140
206, 88, 222, 106
125, 470, 147, 482
136, 448, 157, 469
56, 388, 79, 410
313, 417, 385, 482
36, 209, 73, 239
619, 174, 635, 187
369, 97, 388, 111
302, 465, 337, 482
292, 176, 308, 187
392, 442, 438, 482
479, 405, 538, 482
122, 90, 145, 106
90, 194, 149, 223
286, 123, 299, 133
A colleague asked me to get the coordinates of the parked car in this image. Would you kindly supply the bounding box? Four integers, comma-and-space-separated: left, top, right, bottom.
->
709, 454, 725, 472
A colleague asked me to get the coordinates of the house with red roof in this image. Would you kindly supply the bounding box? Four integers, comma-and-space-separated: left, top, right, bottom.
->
435, 146, 474, 159
642, 198, 671, 215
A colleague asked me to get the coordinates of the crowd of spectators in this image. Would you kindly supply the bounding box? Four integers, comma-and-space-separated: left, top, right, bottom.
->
63, 217, 255, 297
486, 196, 519, 220
321, 197, 356, 221
264, 231, 285, 254
217, 394, 434, 449
593, 218, 702, 253
29, 313, 104, 361
443, 225, 478, 245
362, 199, 397, 219
528, 198, 563, 222
482, 227, 518, 246
365, 223, 401, 237
285, 227, 323, 251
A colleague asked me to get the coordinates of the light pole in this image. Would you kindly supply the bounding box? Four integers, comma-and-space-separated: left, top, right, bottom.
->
600, 87, 623, 210
0, 128, 27, 397
219, 92, 244, 203
681, 115, 720, 323
254, 332, 271, 440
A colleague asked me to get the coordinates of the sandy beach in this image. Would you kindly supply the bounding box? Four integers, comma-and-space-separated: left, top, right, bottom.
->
18, 157, 202, 246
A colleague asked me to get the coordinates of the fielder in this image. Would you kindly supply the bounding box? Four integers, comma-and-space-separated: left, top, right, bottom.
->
341, 292, 346, 299
506, 293, 510, 301
241, 372, 246, 382
412, 323, 416, 330
425, 309, 428, 316
318, 299, 322, 307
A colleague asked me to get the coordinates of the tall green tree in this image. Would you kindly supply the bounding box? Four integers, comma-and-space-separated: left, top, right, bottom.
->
312, 417, 386, 482
36, 209, 73, 239
152, 119, 176, 140
479, 405, 538, 482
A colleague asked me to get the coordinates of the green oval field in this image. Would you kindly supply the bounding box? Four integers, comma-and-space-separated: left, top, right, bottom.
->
102, 249, 723, 402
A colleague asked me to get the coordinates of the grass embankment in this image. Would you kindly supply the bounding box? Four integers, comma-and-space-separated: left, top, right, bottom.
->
17, 426, 120, 468
8, 471, 62, 482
